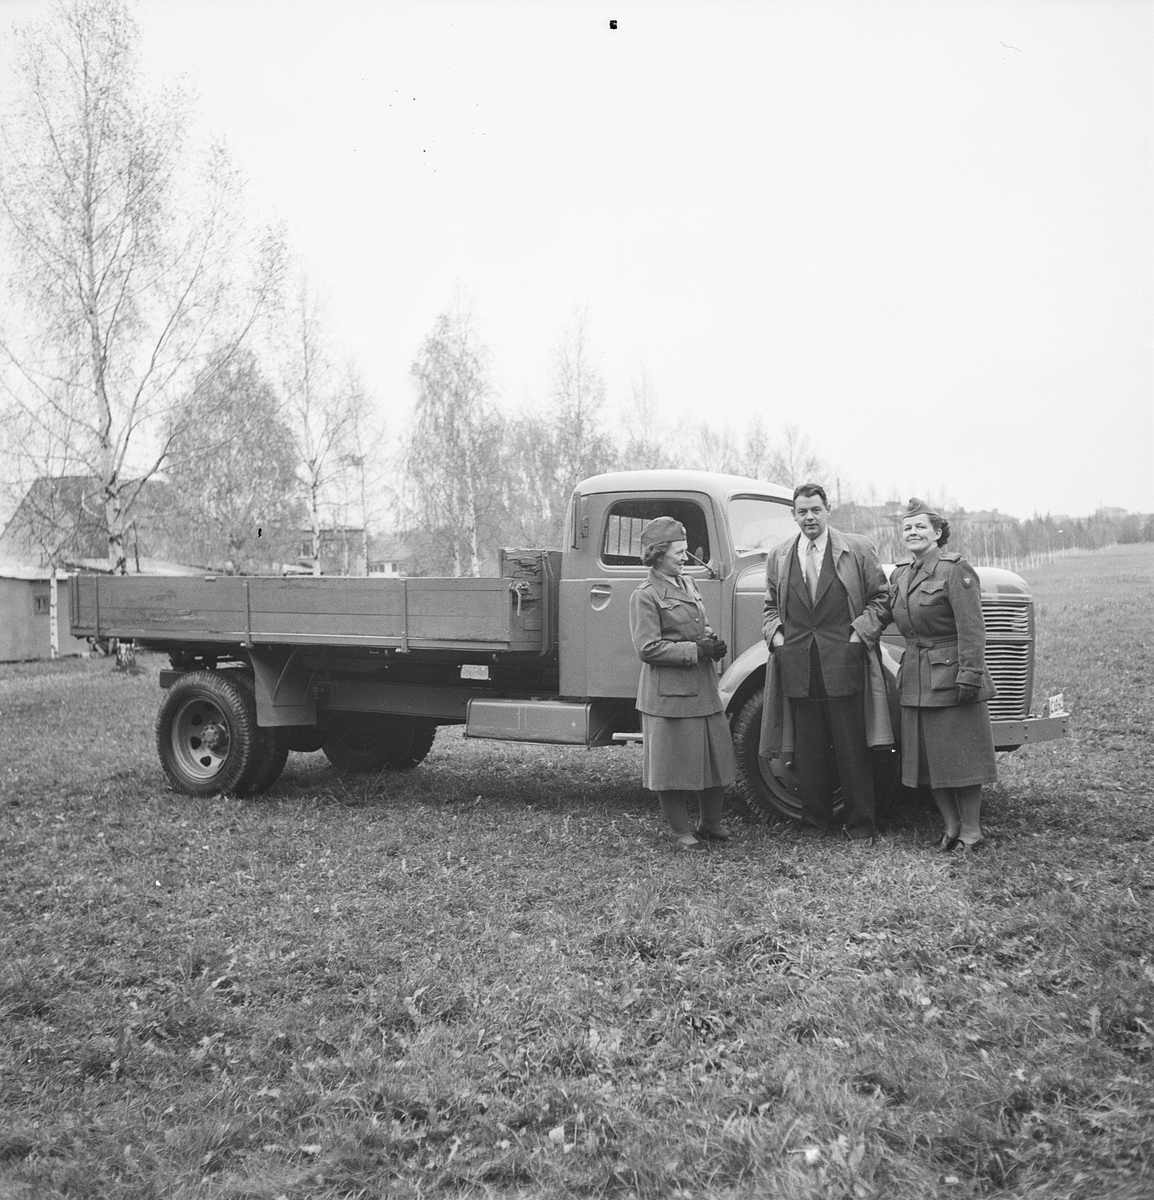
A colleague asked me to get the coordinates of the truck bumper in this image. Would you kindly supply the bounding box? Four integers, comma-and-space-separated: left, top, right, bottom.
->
992, 713, 1069, 751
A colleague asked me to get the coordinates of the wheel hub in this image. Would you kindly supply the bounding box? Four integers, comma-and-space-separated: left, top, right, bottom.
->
171, 698, 232, 780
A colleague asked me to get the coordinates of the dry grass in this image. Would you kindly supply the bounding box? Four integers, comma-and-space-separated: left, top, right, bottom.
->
1, 545, 1151, 1199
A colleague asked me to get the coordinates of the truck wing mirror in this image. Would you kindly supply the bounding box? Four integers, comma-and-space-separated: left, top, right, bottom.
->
686, 548, 718, 579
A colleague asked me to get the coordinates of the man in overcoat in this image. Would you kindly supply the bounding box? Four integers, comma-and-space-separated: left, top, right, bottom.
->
762, 483, 889, 840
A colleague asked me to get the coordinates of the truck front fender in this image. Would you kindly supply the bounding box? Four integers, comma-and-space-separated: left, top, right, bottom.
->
719, 641, 769, 711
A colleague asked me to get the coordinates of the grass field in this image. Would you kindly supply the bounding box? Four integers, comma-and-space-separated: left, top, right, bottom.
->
1, 545, 1151, 1199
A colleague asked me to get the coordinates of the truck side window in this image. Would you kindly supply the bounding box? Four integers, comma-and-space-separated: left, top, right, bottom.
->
601, 500, 711, 567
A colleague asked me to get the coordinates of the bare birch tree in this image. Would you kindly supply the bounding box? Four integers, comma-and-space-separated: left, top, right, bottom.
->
549, 308, 616, 501
0, 0, 281, 596
766, 424, 826, 488
738, 419, 773, 480
620, 364, 672, 470
403, 303, 501, 576
161, 348, 302, 573
275, 275, 379, 575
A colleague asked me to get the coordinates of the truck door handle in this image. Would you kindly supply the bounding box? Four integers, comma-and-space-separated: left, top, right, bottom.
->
589, 583, 612, 611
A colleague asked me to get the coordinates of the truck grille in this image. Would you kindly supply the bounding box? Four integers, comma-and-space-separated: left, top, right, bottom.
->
980, 601, 1030, 637
984, 643, 1030, 718
981, 598, 1032, 719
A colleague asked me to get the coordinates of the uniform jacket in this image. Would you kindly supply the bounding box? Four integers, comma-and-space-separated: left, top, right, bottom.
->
759, 527, 893, 757
629, 570, 725, 718
888, 549, 997, 707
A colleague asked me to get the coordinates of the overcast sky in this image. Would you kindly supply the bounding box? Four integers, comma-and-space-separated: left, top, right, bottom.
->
2, 0, 1151, 519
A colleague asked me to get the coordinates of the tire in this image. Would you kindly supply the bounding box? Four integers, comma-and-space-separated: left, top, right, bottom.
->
385, 720, 436, 770
322, 716, 437, 773
247, 726, 290, 793
730, 687, 843, 824
233, 675, 290, 794
156, 671, 258, 796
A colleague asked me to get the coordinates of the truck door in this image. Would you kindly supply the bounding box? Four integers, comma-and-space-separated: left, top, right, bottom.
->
559, 492, 723, 698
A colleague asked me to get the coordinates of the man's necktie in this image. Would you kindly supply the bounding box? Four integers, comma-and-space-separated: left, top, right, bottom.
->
806, 540, 820, 603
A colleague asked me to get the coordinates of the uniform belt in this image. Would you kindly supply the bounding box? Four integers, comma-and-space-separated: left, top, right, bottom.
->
905, 636, 958, 651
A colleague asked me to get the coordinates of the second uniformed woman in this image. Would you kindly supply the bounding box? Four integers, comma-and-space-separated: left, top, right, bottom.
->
889, 498, 998, 851
629, 517, 736, 851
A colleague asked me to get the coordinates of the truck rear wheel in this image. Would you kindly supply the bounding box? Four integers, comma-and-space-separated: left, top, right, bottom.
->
730, 687, 830, 824
385, 720, 436, 770
156, 671, 258, 796
322, 717, 437, 773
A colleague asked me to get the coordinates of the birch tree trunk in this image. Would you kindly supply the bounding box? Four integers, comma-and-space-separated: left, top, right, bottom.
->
0, 0, 281, 655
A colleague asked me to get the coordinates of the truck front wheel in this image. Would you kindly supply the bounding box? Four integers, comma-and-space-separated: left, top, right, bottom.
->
156, 671, 258, 796
730, 687, 811, 824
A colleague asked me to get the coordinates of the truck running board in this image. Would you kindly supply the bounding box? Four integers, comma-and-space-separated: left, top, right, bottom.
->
465, 699, 625, 746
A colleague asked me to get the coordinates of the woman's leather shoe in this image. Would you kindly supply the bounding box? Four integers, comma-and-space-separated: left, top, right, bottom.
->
958, 837, 985, 853
694, 826, 731, 843
938, 834, 959, 853
675, 834, 706, 852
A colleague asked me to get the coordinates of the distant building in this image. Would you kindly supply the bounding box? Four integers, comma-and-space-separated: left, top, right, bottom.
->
0, 475, 192, 572
288, 527, 369, 576
367, 532, 413, 578
0, 569, 89, 662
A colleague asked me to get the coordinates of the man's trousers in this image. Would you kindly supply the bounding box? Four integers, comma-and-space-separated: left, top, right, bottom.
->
792, 693, 877, 839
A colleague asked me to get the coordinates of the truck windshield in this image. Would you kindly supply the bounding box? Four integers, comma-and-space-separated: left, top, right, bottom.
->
728, 496, 796, 552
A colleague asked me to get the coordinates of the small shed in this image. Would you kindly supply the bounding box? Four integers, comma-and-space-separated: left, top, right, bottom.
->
0, 569, 89, 662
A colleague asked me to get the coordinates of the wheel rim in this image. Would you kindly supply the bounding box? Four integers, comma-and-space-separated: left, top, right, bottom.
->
169, 696, 232, 782
759, 754, 804, 820
758, 754, 843, 822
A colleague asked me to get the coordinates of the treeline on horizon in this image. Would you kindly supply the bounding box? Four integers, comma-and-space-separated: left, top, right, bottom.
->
7, 293, 1148, 579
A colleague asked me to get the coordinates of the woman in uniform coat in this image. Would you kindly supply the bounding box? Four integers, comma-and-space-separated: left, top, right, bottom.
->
629, 516, 736, 851
889, 498, 998, 851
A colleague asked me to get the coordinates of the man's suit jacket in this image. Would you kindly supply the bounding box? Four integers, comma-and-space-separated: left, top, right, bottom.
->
762, 527, 889, 657
758, 527, 895, 758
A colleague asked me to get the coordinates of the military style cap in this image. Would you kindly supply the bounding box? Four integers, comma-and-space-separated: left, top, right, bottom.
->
639, 516, 687, 552
902, 497, 941, 521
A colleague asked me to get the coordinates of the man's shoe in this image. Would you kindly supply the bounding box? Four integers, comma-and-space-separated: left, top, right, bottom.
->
694, 826, 731, 843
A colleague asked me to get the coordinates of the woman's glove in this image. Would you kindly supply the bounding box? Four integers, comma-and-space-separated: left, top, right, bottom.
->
695, 635, 727, 662
956, 682, 980, 704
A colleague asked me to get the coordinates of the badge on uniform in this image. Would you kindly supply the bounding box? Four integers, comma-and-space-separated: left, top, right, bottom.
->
962, 576, 972, 587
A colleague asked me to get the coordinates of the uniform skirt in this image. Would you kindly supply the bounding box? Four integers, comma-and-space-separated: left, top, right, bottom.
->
641, 710, 737, 792
901, 701, 998, 789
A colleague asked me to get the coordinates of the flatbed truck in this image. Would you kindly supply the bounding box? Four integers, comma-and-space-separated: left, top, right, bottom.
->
70, 470, 1069, 821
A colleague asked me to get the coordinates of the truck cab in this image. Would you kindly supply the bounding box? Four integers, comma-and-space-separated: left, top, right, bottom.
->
558, 470, 796, 698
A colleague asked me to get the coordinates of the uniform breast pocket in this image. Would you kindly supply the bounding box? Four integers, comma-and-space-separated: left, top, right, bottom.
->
928, 648, 959, 691
658, 598, 696, 633
918, 582, 948, 606
658, 667, 700, 697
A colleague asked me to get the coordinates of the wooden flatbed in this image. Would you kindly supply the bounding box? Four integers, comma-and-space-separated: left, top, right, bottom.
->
69, 555, 558, 656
